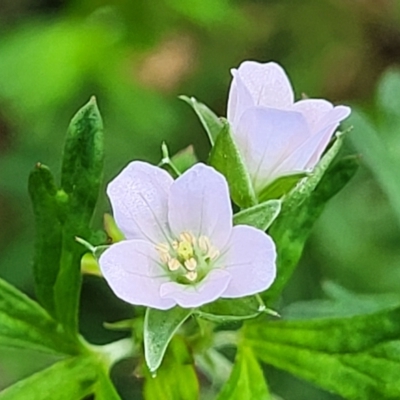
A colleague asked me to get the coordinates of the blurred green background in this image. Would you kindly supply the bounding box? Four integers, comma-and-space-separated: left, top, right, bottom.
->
1, 0, 400, 399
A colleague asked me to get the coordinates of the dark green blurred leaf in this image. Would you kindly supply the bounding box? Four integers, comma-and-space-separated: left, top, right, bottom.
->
28, 164, 63, 315
171, 145, 198, 173
209, 121, 257, 208
217, 345, 270, 400
54, 97, 104, 334
0, 277, 79, 355
180, 95, 223, 145
265, 153, 359, 302
350, 111, 400, 225
143, 336, 199, 400
244, 306, 400, 400
233, 199, 281, 231
197, 296, 264, 322
0, 356, 98, 400
144, 307, 192, 373
258, 172, 307, 202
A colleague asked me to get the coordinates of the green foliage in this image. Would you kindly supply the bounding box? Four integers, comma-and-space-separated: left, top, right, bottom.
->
144, 307, 193, 373
0, 277, 79, 355
233, 199, 281, 231
180, 96, 223, 146
28, 164, 63, 315
258, 173, 308, 202
244, 306, 400, 399
217, 345, 271, 400
143, 336, 199, 400
197, 296, 265, 322
94, 369, 122, 400
171, 145, 198, 173
0, 356, 99, 400
265, 138, 359, 302
209, 121, 257, 208
349, 70, 400, 227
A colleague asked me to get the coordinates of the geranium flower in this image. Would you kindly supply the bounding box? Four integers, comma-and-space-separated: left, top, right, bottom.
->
227, 61, 351, 193
99, 162, 276, 310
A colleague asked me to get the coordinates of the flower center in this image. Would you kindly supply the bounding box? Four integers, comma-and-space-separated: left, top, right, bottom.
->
155, 231, 220, 284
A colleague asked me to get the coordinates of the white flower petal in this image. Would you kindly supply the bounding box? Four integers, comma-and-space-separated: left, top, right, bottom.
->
99, 240, 175, 310
221, 225, 276, 298
160, 269, 231, 308
168, 164, 232, 249
292, 99, 334, 131
237, 61, 294, 109
107, 161, 173, 243
235, 107, 310, 190
227, 70, 255, 128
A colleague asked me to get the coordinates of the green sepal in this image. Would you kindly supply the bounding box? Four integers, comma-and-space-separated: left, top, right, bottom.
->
257, 172, 308, 202
265, 151, 359, 302
244, 306, 400, 400
209, 120, 257, 208
144, 306, 192, 373
180, 95, 223, 145
196, 296, 265, 323
216, 345, 271, 400
233, 199, 281, 231
28, 163, 63, 315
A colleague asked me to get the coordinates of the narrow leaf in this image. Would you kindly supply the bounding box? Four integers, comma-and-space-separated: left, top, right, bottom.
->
0, 277, 79, 355
95, 370, 121, 400
143, 336, 199, 400
0, 356, 98, 400
217, 345, 271, 400
233, 200, 281, 231
180, 95, 223, 145
244, 306, 400, 400
28, 163, 63, 315
144, 307, 192, 373
258, 172, 307, 202
209, 121, 257, 208
265, 155, 359, 302
55, 97, 104, 334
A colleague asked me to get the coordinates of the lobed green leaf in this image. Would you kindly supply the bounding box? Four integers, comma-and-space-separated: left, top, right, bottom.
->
143, 336, 199, 400
244, 306, 400, 399
0, 277, 79, 355
217, 345, 271, 400
0, 356, 98, 400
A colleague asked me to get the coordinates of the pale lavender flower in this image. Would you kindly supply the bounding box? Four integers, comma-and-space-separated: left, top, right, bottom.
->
99, 162, 276, 310
227, 61, 351, 193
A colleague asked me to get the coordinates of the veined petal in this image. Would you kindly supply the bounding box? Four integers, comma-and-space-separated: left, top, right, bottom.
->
292, 99, 334, 132
235, 107, 310, 190
236, 61, 294, 109
168, 164, 232, 249
221, 225, 276, 298
107, 161, 173, 243
160, 269, 231, 308
227, 71, 255, 128
314, 105, 351, 133
99, 240, 175, 310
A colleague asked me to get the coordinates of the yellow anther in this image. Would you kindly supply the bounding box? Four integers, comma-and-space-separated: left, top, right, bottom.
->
160, 251, 172, 264
184, 257, 197, 271
177, 240, 194, 260
198, 235, 211, 253
185, 271, 198, 281
207, 246, 220, 261
180, 231, 194, 244
168, 258, 181, 271
155, 243, 170, 253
